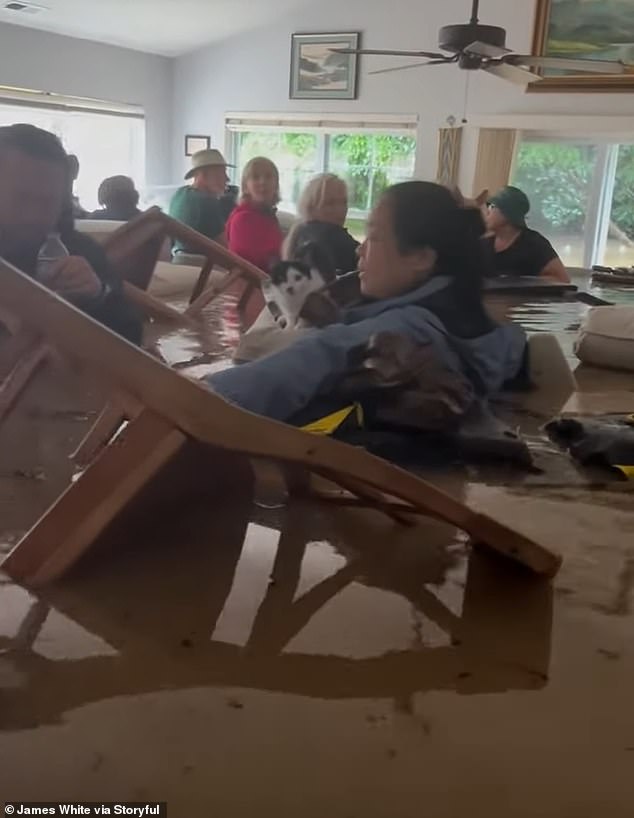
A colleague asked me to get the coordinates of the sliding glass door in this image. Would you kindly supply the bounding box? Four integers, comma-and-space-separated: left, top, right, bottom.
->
512, 137, 634, 269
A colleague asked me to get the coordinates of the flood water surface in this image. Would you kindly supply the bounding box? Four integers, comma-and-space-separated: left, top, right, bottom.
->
1, 282, 634, 816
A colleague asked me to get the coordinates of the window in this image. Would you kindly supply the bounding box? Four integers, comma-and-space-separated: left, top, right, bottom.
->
228, 116, 417, 236
512, 137, 634, 268
0, 88, 145, 212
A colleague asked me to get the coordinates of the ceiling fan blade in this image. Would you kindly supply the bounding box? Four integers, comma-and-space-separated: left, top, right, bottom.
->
464, 40, 511, 59
369, 59, 452, 75
482, 63, 540, 85
507, 55, 631, 75
331, 48, 447, 59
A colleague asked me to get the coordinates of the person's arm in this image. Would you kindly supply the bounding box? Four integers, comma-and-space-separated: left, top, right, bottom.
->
53, 231, 142, 343
530, 232, 570, 282
540, 257, 571, 283
207, 306, 460, 422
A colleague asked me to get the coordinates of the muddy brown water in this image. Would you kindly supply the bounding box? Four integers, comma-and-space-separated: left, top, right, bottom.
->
1, 282, 634, 817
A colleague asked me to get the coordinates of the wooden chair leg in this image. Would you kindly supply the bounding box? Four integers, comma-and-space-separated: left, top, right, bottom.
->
2, 409, 186, 586
122, 282, 193, 326
185, 268, 244, 316
189, 259, 214, 305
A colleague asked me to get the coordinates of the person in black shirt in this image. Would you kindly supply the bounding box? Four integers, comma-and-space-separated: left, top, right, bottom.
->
0, 124, 141, 344
284, 173, 359, 274
482, 185, 570, 282
91, 175, 142, 222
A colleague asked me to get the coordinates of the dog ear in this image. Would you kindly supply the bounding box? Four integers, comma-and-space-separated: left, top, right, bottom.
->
474, 189, 489, 208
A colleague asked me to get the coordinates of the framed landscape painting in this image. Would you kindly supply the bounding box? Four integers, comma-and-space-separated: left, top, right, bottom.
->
531, 0, 634, 91
290, 32, 360, 100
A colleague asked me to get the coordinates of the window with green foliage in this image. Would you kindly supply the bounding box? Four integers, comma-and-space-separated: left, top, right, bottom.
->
512, 138, 634, 268
231, 128, 417, 233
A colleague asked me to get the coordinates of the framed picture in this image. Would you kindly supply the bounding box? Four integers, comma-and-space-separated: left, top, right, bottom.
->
530, 0, 634, 92
185, 135, 210, 156
290, 32, 360, 100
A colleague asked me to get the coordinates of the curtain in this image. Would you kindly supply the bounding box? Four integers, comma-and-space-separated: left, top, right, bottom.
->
436, 127, 463, 187
472, 128, 518, 195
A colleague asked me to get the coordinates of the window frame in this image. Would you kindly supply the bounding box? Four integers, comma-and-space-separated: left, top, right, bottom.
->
225, 112, 418, 218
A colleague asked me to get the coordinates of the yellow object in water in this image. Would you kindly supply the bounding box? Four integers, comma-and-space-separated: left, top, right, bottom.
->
302, 403, 364, 436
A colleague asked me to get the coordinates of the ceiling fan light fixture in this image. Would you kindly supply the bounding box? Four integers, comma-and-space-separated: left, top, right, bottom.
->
438, 23, 506, 54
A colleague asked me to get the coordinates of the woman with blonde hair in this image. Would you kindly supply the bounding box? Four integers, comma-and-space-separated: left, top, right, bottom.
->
284, 173, 359, 274
226, 156, 284, 328
226, 156, 283, 272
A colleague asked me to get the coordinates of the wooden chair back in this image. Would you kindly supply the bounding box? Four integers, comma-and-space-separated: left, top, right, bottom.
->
0, 259, 562, 585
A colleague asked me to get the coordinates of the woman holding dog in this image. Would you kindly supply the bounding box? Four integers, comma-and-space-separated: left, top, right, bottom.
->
209, 181, 526, 423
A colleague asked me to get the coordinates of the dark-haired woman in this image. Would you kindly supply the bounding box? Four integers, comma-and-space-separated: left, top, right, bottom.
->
208, 181, 526, 423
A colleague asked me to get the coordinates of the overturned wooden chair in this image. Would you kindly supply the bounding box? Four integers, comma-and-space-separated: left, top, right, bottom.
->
0, 259, 562, 585
102, 208, 268, 326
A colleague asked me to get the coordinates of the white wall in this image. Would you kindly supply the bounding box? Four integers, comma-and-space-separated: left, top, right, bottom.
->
0, 22, 173, 187
172, 0, 634, 190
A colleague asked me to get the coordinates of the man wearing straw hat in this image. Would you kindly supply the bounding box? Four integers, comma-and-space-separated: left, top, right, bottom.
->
169, 148, 234, 260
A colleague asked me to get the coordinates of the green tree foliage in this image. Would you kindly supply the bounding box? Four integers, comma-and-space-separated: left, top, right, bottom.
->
329, 135, 416, 211
513, 142, 595, 233
514, 142, 634, 240
238, 131, 416, 213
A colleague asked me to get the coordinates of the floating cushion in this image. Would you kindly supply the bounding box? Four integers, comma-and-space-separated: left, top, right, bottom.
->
575, 306, 634, 372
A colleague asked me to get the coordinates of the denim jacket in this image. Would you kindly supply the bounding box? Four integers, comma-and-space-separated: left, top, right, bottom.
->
208, 276, 526, 422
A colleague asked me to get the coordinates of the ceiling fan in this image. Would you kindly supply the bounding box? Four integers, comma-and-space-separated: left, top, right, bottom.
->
333, 0, 632, 85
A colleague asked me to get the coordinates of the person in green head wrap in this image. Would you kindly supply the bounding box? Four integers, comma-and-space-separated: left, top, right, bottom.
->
483, 185, 570, 282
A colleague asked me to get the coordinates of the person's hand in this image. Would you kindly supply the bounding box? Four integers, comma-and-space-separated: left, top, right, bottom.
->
40, 256, 103, 300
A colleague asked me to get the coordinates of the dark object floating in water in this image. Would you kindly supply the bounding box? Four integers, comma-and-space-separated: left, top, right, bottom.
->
546, 417, 634, 476
592, 265, 634, 286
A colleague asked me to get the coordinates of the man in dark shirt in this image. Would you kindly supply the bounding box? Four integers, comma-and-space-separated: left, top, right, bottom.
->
169, 148, 232, 257
0, 123, 141, 344
482, 185, 570, 282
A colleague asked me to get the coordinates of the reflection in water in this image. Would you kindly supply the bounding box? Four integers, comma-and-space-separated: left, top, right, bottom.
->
0, 499, 553, 731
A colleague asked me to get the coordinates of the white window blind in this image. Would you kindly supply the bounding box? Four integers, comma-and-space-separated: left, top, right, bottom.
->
0, 85, 144, 119
226, 112, 417, 135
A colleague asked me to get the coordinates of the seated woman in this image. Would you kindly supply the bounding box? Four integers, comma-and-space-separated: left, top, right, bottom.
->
483, 186, 570, 282
284, 173, 359, 274
91, 175, 141, 222
225, 156, 283, 329
208, 181, 526, 424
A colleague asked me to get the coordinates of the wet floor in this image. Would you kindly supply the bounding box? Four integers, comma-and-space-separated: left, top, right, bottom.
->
1, 281, 634, 816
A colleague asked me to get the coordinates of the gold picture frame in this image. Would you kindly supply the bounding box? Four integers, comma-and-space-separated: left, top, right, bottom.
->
529, 0, 634, 93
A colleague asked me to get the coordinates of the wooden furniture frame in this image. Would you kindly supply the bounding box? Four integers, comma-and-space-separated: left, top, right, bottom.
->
0, 259, 562, 585
102, 208, 268, 324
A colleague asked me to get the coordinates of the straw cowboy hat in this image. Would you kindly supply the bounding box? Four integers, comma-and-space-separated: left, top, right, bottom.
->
185, 148, 234, 180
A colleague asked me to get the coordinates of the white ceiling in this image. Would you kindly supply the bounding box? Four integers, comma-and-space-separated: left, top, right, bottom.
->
0, 0, 314, 56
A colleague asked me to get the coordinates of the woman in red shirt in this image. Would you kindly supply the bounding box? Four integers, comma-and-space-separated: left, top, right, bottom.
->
226, 156, 283, 329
